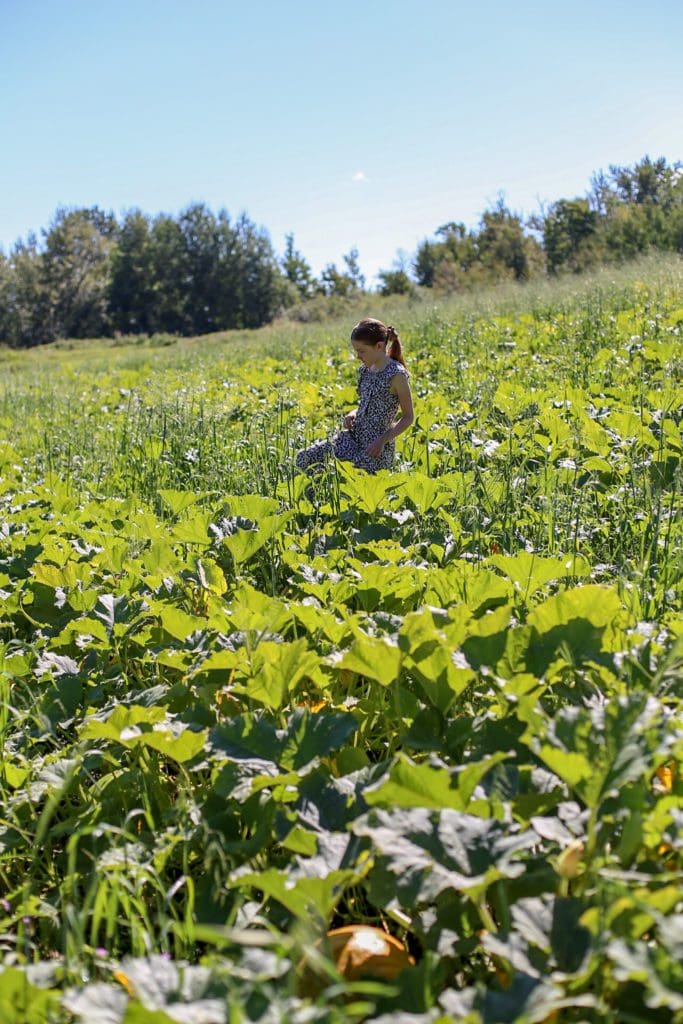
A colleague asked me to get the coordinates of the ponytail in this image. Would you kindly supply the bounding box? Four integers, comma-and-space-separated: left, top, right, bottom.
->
386, 325, 406, 367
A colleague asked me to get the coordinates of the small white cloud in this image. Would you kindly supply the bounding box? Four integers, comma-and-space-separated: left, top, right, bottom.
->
352, 170, 368, 182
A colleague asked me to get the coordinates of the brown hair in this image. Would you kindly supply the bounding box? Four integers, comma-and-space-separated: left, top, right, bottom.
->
350, 318, 406, 366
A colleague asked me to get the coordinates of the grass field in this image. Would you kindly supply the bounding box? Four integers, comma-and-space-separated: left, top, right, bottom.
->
1, 255, 682, 1023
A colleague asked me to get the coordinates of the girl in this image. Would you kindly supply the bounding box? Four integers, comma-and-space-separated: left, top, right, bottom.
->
295, 318, 414, 478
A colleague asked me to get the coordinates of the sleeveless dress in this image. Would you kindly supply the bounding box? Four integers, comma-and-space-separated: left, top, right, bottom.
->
296, 358, 409, 475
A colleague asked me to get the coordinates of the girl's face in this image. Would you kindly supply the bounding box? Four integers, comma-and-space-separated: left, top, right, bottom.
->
352, 339, 385, 367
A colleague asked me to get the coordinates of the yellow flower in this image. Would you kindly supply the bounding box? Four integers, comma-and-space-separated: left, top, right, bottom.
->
555, 839, 585, 879
113, 970, 135, 997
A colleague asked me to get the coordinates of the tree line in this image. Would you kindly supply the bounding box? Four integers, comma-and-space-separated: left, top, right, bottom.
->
1, 155, 681, 347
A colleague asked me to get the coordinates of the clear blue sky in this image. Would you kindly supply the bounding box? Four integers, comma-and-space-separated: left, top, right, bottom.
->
1, 0, 682, 285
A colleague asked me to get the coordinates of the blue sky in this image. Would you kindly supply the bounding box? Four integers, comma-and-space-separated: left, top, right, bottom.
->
1, 0, 682, 285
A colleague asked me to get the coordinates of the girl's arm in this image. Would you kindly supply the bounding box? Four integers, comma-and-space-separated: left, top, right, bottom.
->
381, 374, 414, 443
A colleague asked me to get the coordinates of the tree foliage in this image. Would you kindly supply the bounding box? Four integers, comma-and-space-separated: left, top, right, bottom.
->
0, 204, 296, 346
413, 200, 544, 291
281, 232, 315, 299
1, 155, 681, 347
406, 156, 682, 291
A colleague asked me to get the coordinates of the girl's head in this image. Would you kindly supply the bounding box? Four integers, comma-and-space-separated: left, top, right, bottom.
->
350, 318, 406, 367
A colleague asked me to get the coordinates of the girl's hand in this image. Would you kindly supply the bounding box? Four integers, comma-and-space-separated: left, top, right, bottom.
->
344, 412, 356, 430
366, 437, 385, 460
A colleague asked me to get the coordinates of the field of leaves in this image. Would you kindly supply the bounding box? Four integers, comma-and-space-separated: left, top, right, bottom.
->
1, 267, 682, 1022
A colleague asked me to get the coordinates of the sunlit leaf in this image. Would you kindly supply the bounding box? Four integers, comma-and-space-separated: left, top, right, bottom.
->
338, 634, 402, 687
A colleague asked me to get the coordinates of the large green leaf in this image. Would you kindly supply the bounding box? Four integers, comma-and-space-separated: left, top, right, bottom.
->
221, 512, 290, 566
399, 472, 449, 513
399, 608, 475, 711
158, 604, 208, 641
365, 752, 512, 814
338, 634, 402, 687
0, 968, 59, 1024
81, 706, 206, 764
526, 584, 626, 672
230, 866, 358, 923
169, 512, 213, 545
337, 463, 402, 514
210, 708, 357, 771
233, 638, 322, 710
364, 755, 465, 811
227, 582, 292, 634
158, 489, 203, 516
488, 551, 591, 599
355, 806, 536, 906
532, 695, 658, 809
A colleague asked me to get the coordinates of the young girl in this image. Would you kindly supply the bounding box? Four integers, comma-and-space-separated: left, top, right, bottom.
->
295, 318, 414, 477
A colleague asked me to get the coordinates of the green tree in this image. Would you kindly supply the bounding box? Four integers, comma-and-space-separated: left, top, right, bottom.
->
542, 199, 598, 273
0, 234, 54, 347
413, 238, 441, 287
597, 155, 673, 207
317, 262, 356, 297
212, 210, 243, 329
377, 267, 412, 295
235, 212, 288, 328
41, 207, 116, 338
149, 214, 192, 334
178, 203, 224, 335
589, 156, 683, 259
342, 247, 366, 291
109, 210, 156, 334
413, 205, 543, 291
477, 199, 543, 280
378, 249, 414, 295
0, 251, 10, 342
282, 233, 314, 299
416, 222, 480, 290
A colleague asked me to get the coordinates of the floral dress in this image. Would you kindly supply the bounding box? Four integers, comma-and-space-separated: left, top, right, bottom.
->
296, 358, 409, 474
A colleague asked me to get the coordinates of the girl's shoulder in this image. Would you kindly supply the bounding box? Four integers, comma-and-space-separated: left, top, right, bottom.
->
387, 358, 410, 379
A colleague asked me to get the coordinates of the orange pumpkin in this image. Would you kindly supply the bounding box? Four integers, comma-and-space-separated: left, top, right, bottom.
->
298, 924, 414, 997
326, 925, 414, 982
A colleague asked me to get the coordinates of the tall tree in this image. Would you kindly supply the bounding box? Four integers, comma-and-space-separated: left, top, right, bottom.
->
477, 199, 543, 280
317, 262, 356, 297
0, 251, 11, 342
212, 210, 243, 328
377, 249, 413, 295
342, 247, 366, 291
377, 266, 412, 295
589, 156, 683, 259
282, 233, 315, 299
149, 214, 192, 334
41, 207, 116, 338
542, 199, 598, 273
236, 213, 287, 328
109, 210, 155, 334
179, 203, 222, 335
